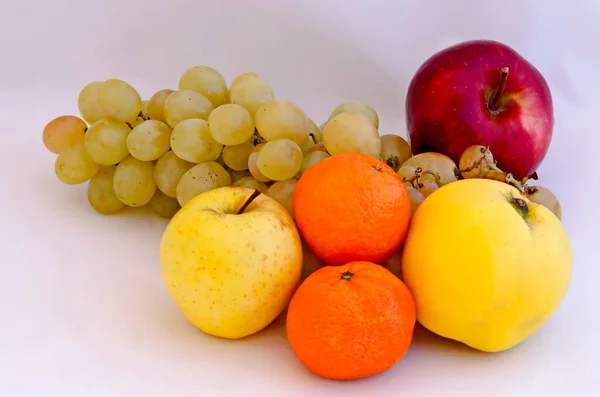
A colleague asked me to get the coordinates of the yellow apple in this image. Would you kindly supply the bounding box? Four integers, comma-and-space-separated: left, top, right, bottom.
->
160, 186, 303, 339
401, 178, 572, 353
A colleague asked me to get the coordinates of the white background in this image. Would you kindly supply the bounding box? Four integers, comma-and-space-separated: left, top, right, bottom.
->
1, 0, 599, 396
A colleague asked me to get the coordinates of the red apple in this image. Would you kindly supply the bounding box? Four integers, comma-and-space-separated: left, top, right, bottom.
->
405, 40, 554, 180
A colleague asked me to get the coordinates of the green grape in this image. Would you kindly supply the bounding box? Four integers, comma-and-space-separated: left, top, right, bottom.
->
87, 165, 125, 214
301, 150, 330, 173
255, 99, 310, 144
97, 79, 143, 123
77, 81, 106, 124
55, 143, 99, 184
164, 89, 214, 128
525, 185, 562, 220
266, 179, 297, 218
146, 89, 174, 123
257, 138, 303, 181
322, 112, 381, 157
150, 190, 181, 218
127, 100, 149, 128
232, 175, 268, 193
113, 156, 156, 207
153, 151, 195, 198
179, 66, 228, 107
248, 143, 271, 182
170, 118, 223, 163
229, 169, 251, 182
127, 120, 172, 161
207, 104, 255, 145
222, 141, 254, 171
308, 117, 322, 143
328, 100, 380, 129
176, 161, 231, 206
228, 72, 275, 117
380, 134, 412, 172
406, 186, 426, 215
298, 134, 316, 155
84, 119, 131, 165
42, 115, 87, 154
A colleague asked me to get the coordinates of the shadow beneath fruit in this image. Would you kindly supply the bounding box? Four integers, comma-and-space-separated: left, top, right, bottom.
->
411, 322, 485, 356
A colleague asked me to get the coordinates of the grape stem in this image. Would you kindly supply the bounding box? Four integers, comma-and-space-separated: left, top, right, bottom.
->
488, 67, 509, 112
237, 189, 261, 214
404, 167, 443, 188
459, 146, 501, 176
505, 173, 525, 192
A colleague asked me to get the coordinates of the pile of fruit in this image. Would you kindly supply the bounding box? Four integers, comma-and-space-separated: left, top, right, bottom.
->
43, 39, 573, 381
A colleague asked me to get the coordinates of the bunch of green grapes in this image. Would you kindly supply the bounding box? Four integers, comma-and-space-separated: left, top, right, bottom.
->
44, 68, 332, 221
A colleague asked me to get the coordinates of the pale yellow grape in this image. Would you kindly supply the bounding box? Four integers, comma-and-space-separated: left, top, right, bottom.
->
322, 112, 381, 157
87, 165, 125, 214
319, 121, 328, 133
216, 154, 227, 168
54, 143, 99, 184
228, 72, 275, 117
207, 104, 255, 145
525, 185, 562, 220
328, 100, 379, 129
153, 151, 195, 198
77, 82, 106, 124
84, 119, 131, 165
232, 175, 268, 193
401, 152, 458, 185
179, 66, 228, 107
222, 141, 254, 171
397, 165, 418, 187
254, 99, 310, 144
228, 169, 251, 182
266, 179, 297, 218
308, 117, 322, 143
42, 115, 87, 154
127, 120, 172, 161
459, 145, 496, 179
164, 89, 214, 128
170, 118, 223, 163
248, 143, 271, 182
418, 180, 439, 198
298, 135, 316, 155
406, 186, 425, 215
176, 161, 231, 206
150, 190, 181, 218
127, 100, 149, 128
301, 150, 330, 173
113, 156, 156, 207
257, 138, 303, 181
147, 89, 174, 123
380, 134, 412, 171
97, 79, 143, 123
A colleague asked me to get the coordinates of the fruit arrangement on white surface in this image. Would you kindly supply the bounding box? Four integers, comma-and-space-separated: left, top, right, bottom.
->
42, 39, 572, 381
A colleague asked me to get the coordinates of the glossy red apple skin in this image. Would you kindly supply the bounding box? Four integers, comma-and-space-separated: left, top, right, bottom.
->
405, 40, 554, 180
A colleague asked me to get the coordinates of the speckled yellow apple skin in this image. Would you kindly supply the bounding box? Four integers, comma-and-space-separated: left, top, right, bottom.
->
160, 186, 303, 339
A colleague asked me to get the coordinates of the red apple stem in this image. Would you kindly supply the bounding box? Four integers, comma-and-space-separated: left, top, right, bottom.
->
488, 67, 509, 112
237, 189, 261, 214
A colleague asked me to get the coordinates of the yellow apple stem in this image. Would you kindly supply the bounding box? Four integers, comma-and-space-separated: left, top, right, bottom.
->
237, 189, 261, 214
488, 66, 509, 112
